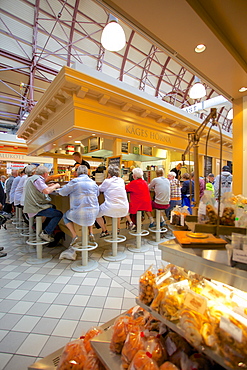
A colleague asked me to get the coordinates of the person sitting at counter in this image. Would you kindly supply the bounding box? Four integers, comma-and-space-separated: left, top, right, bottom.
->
166, 171, 181, 218
96, 165, 129, 237
148, 168, 170, 227
125, 167, 152, 226
23, 165, 63, 242
72, 151, 90, 170
57, 165, 99, 245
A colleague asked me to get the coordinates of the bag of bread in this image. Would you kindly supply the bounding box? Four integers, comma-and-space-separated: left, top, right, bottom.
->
160, 362, 179, 370
198, 190, 216, 224
57, 339, 87, 370
139, 265, 157, 305
110, 315, 135, 354
144, 334, 168, 366
83, 326, 103, 353
180, 352, 212, 370
83, 350, 106, 370
159, 279, 190, 321
163, 332, 192, 368
121, 326, 145, 369
129, 349, 159, 370
127, 305, 150, 327
219, 192, 236, 226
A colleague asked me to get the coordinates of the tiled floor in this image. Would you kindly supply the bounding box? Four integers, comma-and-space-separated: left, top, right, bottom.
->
0, 220, 166, 370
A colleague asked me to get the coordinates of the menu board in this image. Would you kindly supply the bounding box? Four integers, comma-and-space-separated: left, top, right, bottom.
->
107, 155, 122, 168
142, 145, 153, 156
121, 142, 130, 154
204, 155, 212, 175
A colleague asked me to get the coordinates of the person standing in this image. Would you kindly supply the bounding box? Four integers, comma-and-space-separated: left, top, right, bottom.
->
214, 165, 232, 200
148, 168, 170, 227
170, 163, 182, 180
166, 171, 181, 218
72, 151, 90, 170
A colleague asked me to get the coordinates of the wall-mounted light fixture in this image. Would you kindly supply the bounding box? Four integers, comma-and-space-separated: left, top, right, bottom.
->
189, 76, 206, 99
101, 14, 126, 52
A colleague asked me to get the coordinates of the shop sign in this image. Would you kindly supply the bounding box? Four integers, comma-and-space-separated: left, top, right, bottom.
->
125, 125, 171, 145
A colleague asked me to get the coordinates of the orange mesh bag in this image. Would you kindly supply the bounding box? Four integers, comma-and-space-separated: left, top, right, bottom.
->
57, 339, 87, 370
128, 349, 159, 370
109, 315, 135, 354
83, 326, 103, 353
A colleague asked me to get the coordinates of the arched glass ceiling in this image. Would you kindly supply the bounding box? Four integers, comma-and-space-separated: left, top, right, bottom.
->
0, 0, 232, 133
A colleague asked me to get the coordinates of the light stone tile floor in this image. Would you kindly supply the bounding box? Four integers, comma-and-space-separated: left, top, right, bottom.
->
0, 220, 170, 369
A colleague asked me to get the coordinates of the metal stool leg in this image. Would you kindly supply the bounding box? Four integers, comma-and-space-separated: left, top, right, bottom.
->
71, 225, 98, 272
148, 209, 168, 245
26, 216, 52, 265
103, 218, 126, 261
127, 211, 149, 253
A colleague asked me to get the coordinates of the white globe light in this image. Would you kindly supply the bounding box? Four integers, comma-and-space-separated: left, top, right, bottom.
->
101, 21, 126, 52
189, 82, 206, 99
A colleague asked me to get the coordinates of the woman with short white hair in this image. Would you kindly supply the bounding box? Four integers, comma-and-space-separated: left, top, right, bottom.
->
96, 165, 129, 237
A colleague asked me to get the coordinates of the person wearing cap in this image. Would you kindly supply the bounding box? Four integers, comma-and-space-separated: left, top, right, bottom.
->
214, 166, 232, 200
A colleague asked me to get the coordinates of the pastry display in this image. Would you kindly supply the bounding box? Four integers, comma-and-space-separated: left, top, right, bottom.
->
56, 339, 87, 370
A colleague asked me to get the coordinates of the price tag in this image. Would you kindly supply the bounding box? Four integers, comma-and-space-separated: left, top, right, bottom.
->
198, 203, 206, 215
184, 291, 207, 315
219, 316, 242, 342
232, 249, 247, 264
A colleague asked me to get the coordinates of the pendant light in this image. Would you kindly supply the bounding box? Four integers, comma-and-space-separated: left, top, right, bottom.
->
101, 14, 126, 52
189, 76, 206, 99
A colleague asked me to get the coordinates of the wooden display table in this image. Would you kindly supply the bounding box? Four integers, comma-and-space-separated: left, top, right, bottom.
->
173, 230, 227, 249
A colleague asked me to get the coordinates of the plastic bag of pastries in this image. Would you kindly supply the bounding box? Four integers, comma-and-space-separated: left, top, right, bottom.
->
83, 349, 106, 370
180, 352, 212, 370
83, 326, 103, 353
127, 305, 150, 327
144, 333, 168, 366
109, 315, 135, 354
57, 339, 87, 370
128, 349, 159, 370
219, 193, 236, 226
121, 326, 145, 369
159, 279, 190, 321
139, 265, 157, 305
198, 191, 216, 224
212, 308, 247, 368
160, 362, 179, 370
164, 332, 193, 368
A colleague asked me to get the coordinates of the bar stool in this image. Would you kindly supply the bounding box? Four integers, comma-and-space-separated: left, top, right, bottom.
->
26, 216, 53, 264
20, 216, 35, 254
71, 226, 98, 272
126, 211, 149, 253
148, 209, 168, 245
103, 217, 126, 261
